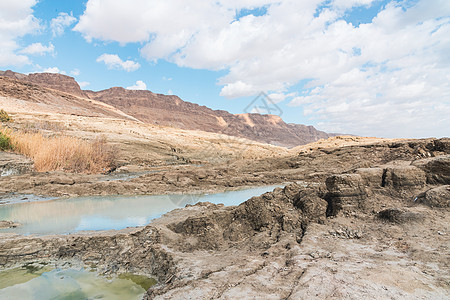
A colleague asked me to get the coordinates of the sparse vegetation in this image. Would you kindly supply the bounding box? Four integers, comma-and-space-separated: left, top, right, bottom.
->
0, 126, 116, 173
0, 131, 12, 151
0, 109, 12, 122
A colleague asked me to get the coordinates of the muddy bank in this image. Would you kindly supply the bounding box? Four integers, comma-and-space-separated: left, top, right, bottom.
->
0, 152, 449, 299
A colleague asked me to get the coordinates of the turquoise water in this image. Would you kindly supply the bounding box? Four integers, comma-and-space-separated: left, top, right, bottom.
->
0, 267, 151, 300
0, 186, 280, 235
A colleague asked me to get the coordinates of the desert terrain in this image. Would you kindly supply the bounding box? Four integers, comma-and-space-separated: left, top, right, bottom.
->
0, 73, 448, 299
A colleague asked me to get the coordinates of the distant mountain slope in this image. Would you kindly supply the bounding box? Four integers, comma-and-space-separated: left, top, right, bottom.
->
0, 76, 138, 121
0, 70, 335, 147
0, 70, 88, 98
86, 88, 333, 147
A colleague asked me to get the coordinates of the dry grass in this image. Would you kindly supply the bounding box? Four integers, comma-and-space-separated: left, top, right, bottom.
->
0, 126, 116, 173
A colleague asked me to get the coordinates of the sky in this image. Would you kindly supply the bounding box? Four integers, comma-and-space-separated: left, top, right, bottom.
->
0, 0, 449, 138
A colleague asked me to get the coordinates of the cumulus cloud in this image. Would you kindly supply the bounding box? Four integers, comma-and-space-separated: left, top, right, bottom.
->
96, 53, 140, 72
50, 12, 76, 37
70, 69, 80, 76
75, 0, 450, 138
78, 81, 90, 88
42, 67, 66, 74
126, 80, 147, 90
0, 0, 40, 67
20, 42, 54, 55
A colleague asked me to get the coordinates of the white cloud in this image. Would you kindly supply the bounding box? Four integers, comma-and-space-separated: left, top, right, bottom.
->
76, 0, 450, 138
42, 67, 67, 75
70, 69, 80, 76
126, 80, 147, 90
78, 81, 90, 88
96, 53, 140, 72
20, 42, 54, 55
167, 89, 173, 95
267, 92, 296, 104
0, 0, 41, 67
50, 12, 76, 37
220, 81, 256, 98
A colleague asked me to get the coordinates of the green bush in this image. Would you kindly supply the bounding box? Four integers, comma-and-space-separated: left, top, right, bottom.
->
0, 109, 12, 122
0, 132, 12, 151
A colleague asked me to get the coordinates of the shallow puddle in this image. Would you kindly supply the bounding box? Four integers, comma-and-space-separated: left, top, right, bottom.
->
0, 185, 281, 235
0, 267, 153, 300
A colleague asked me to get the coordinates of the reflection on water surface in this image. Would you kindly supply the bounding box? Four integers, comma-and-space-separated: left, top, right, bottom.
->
0, 186, 281, 235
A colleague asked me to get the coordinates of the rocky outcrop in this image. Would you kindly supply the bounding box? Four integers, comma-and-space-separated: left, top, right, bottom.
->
412, 155, 450, 185
382, 166, 427, 188
0, 70, 87, 98
416, 185, 450, 208
325, 174, 367, 216
354, 167, 385, 187
0, 152, 33, 177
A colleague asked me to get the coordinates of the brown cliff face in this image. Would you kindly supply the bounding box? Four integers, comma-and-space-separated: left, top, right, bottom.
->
0, 76, 136, 120
85, 88, 333, 147
0, 70, 87, 98
1, 70, 334, 147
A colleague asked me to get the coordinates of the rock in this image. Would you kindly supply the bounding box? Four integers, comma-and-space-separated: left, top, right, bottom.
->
432, 138, 450, 153
412, 155, 450, 185
291, 188, 328, 223
1, 70, 87, 98
382, 166, 427, 188
378, 208, 425, 223
355, 167, 384, 187
0, 220, 21, 229
0, 152, 33, 177
325, 174, 367, 216
168, 183, 326, 250
415, 185, 450, 208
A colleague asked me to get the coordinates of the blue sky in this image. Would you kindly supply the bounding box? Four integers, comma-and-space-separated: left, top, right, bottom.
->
1, 0, 449, 138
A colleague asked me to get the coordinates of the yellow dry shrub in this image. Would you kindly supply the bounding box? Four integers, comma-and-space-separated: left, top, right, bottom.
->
0, 126, 115, 173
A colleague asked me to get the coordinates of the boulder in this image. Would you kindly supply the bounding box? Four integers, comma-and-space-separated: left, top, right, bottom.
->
325, 174, 367, 216
378, 208, 425, 223
412, 155, 450, 185
415, 185, 450, 208
383, 166, 426, 188
355, 167, 384, 187
292, 188, 328, 223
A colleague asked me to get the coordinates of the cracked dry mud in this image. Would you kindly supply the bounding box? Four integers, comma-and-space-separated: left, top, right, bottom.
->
0, 138, 449, 299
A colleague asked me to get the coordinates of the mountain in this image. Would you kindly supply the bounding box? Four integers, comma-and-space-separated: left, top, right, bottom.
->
0, 70, 335, 147
0, 70, 88, 98
0, 74, 137, 121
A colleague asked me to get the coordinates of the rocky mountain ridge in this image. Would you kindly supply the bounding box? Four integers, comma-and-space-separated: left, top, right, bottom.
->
1, 70, 335, 147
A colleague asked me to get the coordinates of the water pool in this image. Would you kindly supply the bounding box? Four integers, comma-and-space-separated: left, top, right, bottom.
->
0, 185, 281, 235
